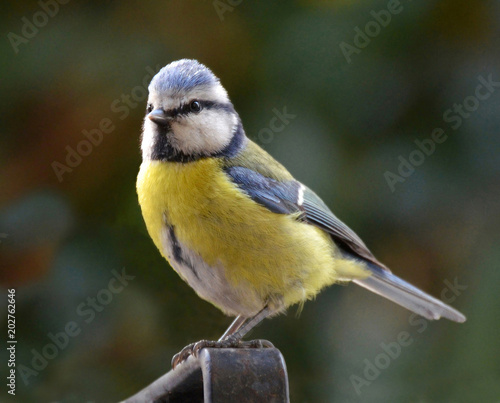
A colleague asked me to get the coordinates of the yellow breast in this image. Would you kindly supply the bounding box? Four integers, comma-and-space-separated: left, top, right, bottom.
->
137, 158, 366, 313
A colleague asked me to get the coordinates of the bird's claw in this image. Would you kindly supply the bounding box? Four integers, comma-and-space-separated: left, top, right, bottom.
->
171, 342, 195, 369
171, 338, 275, 369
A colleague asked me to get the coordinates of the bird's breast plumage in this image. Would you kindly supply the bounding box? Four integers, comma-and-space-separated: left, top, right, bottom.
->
136, 157, 361, 316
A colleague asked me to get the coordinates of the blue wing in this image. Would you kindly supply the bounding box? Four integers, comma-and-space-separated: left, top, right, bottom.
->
225, 166, 382, 266
224, 166, 302, 215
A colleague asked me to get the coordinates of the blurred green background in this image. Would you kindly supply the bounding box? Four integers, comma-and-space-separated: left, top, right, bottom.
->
1, 1, 499, 402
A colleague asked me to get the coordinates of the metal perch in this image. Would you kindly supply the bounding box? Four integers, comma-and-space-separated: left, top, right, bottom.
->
122, 347, 290, 403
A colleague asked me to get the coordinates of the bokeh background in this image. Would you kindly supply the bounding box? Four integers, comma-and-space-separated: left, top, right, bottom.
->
1, 1, 500, 402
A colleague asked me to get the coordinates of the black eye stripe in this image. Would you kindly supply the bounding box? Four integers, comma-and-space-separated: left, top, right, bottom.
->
166, 100, 234, 118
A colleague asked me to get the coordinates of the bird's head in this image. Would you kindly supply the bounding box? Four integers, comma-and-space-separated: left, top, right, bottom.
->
141, 59, 246, 162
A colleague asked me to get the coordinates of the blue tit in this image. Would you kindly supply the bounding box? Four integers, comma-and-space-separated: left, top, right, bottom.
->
136, 59, 466, 368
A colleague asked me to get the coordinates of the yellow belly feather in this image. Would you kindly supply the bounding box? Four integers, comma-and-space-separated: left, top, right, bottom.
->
137, 158, 368, 314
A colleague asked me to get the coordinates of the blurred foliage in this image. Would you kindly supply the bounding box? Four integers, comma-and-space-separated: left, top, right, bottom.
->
1, 0, 499, 402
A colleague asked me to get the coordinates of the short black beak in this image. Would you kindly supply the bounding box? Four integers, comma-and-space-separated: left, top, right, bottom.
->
148, 109, 170, 125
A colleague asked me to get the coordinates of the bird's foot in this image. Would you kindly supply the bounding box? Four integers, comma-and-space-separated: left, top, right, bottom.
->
171, 338, 274, 369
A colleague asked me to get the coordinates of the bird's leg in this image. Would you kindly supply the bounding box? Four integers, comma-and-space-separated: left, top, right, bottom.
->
171, 306, 274, 369
217, 314, 248, 341
221, 306, 272, 343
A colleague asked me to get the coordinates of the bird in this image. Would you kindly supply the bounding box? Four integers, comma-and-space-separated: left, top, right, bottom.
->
136, 59, 466, 368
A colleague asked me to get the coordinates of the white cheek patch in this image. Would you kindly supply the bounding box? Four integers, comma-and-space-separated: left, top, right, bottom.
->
172, 110, 237, 155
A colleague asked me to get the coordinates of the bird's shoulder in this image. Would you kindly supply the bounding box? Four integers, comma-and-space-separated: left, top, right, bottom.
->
221, 139, 294, 182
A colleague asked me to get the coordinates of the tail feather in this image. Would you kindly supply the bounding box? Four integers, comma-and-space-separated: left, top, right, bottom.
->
354, 264, 466, 323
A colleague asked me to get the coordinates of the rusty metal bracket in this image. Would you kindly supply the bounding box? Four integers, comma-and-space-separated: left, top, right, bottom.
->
123, 347, 289, 403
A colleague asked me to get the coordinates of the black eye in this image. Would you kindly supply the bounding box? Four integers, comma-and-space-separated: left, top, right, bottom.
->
146, 104, 153, 113
190, 101, 201, 113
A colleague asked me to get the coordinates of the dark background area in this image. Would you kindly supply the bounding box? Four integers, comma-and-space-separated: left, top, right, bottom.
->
1, 1, 499, 402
